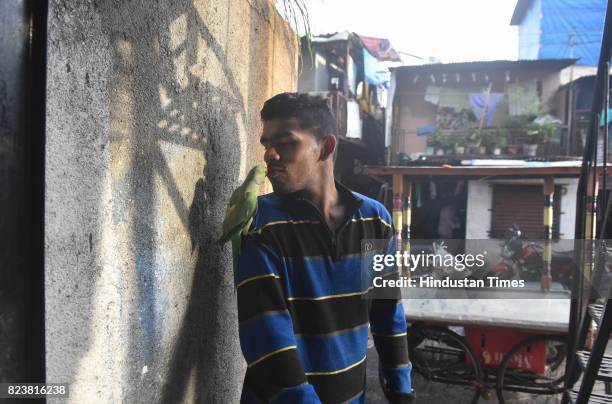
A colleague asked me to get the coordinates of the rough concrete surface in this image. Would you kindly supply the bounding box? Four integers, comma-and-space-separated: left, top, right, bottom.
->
45, 1, 296, 402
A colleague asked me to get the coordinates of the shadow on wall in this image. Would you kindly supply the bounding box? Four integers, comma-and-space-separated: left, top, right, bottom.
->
156, 4, 253, 403
84, 0, 282, 402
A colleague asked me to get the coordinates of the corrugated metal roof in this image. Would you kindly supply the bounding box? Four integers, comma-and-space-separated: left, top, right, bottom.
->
310, 31, 402, 62
357, 35, 402, 62
392, 59, 577, 73
311, 31, 351, 43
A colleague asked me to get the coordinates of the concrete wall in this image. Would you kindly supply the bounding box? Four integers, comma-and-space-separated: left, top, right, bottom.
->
45, 1, 296, 402
559, 179, 578, 239
465, 181, 493, 239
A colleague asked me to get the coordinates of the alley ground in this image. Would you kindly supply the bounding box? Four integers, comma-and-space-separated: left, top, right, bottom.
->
366, 344, 612, 403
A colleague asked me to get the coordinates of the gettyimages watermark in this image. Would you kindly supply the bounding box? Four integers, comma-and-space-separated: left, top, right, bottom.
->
360, 238, 612, 299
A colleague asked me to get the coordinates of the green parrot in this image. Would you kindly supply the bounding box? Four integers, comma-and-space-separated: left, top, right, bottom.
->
218, 164, 267, 264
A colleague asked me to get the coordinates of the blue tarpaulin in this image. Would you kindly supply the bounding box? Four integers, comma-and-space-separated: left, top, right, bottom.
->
363, 48, 388, 86
417, 125, 437, 135
468, 93, 505, 127
517, 0, 606, 66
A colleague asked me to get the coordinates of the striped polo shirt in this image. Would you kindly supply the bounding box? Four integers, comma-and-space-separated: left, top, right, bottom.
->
235, 182, 413, 403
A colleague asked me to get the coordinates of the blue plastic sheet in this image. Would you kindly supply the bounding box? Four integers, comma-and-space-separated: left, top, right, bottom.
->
417, 125, 437, 135
468, 93, 505, 127
363, 48, 387, 86
517, 0, 606, 66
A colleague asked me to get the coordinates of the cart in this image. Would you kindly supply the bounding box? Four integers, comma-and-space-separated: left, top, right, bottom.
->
394, 290, 571, 403
367, 164, 604, 403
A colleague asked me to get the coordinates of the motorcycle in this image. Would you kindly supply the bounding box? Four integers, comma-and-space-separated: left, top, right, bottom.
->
488, 224, 575, 289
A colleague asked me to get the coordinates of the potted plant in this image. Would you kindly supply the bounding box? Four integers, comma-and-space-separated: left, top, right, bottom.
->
505, 127, 520, 154
505, 116, 531, 155
467, 129, 484, 154
428, 131, 445, 155
480, 128, 505, 155
494, 129, 508, 155
450, 134, 465, 155
506, 142, 520, 155
524, 123, 550, 156
441, 133, 456, 155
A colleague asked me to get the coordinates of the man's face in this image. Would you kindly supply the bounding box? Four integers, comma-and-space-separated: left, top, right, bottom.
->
260, 117, 322, 194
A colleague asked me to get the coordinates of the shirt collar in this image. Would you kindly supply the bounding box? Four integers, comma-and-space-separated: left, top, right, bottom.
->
276, 180, 363, 214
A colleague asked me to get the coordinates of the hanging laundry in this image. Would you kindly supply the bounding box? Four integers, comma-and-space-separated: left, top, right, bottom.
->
424, 85, 441, 105
440, 87, 487, 110
468, 93, 505, 127
439, 87, 472, 110
426, 86, 486, 110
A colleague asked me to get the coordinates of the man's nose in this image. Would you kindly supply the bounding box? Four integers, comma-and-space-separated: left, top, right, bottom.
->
264, 147, 280, 163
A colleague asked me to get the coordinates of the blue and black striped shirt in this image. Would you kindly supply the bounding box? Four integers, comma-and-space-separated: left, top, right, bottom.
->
236, 183, 412, 403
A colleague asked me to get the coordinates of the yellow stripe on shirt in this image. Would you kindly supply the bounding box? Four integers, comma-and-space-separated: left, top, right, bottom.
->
305, 356, 367, 376
236, 273, 281, 289
248, 345, 298, 368
371, 332, 408, 338
287, 288, 373, 301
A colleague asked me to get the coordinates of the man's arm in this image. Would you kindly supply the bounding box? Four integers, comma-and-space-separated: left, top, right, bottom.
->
371, 299, 414, 402
370, 218, 414, 403
235, 235, 321, 403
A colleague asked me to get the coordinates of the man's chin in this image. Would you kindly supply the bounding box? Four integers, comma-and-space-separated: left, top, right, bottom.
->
269, 180, 295, 195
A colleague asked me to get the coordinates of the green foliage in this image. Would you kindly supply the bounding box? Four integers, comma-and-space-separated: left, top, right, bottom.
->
428, 130, 466, 149
526, 123, 558, 144
467, 128, 483, 147
279, 0, 313, 66
495, 128, 509, 148
505, 115, 532, 129
427, 130, 445, 149
478, 129, 494, 148
507, 85, 544, 117
447, 133, 467, 148
477, 128, 508, 149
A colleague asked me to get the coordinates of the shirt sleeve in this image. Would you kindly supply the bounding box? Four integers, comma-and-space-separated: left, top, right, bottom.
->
235, 234, 321, 404
370, 211, 414, 400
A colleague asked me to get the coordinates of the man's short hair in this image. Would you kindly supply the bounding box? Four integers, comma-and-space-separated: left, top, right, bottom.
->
260, 92, 337, 141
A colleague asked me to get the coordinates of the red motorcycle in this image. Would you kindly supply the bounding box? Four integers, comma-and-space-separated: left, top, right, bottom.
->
488, 224, 575, 289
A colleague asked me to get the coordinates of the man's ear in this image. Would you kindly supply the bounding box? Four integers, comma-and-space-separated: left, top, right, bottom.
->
319, 135, 337, 161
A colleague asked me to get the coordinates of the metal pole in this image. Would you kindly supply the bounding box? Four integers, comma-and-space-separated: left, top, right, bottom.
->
542, 177, 554, 291
566, 0, 612, 395
601, 62, 610, 237
402, 179, 412, 275
392, 174, 404, 245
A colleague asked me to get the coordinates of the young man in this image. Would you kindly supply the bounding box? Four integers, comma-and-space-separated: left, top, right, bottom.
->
235, 93, 413, 403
